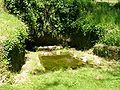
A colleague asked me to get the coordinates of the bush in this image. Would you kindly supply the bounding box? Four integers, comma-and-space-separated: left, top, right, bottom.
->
4, 0, 98, 49
99, 29, 120, 46
0, 11, 28, 72
91, 2, 120, 47
114, 2, 120, 9
4, 0, 120, 50
93, 44, 120, 60
68, 14, 105, 50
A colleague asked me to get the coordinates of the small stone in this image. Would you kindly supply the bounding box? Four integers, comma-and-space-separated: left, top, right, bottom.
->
81, 56, 88, 63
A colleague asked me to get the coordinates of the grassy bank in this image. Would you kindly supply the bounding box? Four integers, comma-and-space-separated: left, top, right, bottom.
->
0, 0, 28, 83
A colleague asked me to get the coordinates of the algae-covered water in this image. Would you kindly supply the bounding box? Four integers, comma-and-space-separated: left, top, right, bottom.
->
39, 53, 83, 71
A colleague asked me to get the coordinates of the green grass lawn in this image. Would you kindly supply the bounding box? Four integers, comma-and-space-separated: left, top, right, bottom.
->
1, 65, 120, 90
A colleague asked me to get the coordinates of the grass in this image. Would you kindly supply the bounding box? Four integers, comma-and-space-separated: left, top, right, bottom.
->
0, 50, 120, 90
0, 11, 26, 38
0, 0, 26, 38
1, 65, 120, 90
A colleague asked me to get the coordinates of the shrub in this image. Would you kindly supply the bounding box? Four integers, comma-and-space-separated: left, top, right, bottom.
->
99, 29, 120, 46
114, 2, 120, 9
4, 0, 98, 49
0, 11, 28, 72
4, 0, 120, 50
90, 2, 120, 48
67, 12, 105, 50
93, 44, 120, 60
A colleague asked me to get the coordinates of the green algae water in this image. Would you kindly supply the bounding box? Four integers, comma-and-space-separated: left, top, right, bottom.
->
39, 54, 83, 71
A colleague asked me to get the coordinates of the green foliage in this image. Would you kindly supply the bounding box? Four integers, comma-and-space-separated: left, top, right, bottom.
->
0, 10, 28, 72
89, 2, 120, 47
4, 0, 103, 50
114, 1, 120, 9
4, 0, 64, 36
93, 44, 120, 60
69, 16, 105, 50
100, 29, 120, 46
4, 29, 27, 72
0, 0, 4, 11
4, 0, 120, 50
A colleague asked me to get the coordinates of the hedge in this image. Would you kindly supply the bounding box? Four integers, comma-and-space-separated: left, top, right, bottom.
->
4, 0, 120, 50
4, 0, 105, 50
0, 10, 28, 72
93, 44, 120, 60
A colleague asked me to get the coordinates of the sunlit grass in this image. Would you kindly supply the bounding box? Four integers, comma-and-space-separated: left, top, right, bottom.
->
1, 63, 120, 90
0, 11, 26, 38
0, 0, 26, 38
